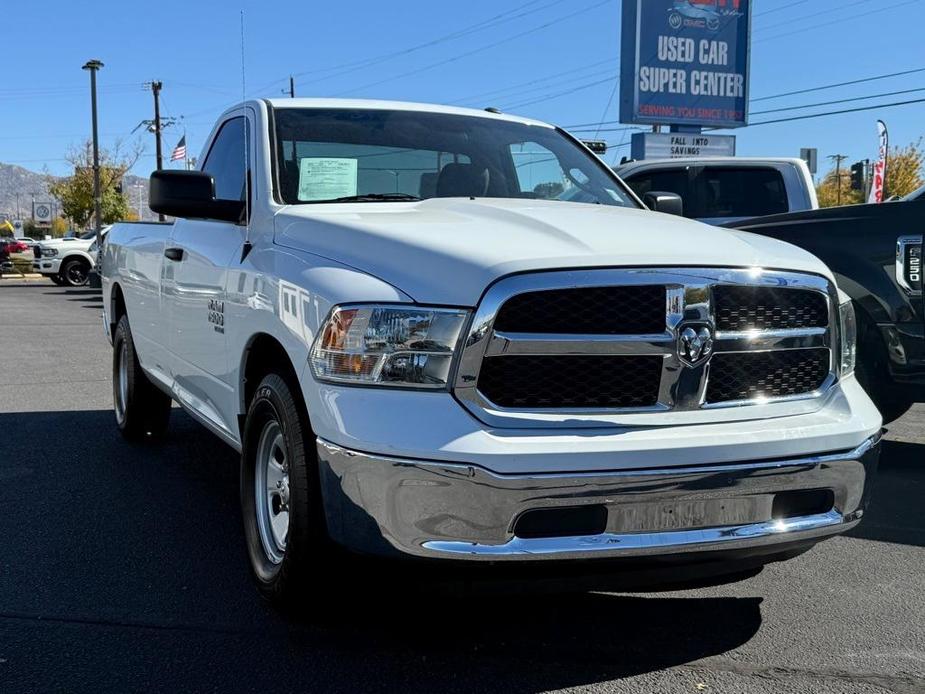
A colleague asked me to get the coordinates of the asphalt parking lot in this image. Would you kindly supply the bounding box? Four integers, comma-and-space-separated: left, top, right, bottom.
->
1, 280, 923, 694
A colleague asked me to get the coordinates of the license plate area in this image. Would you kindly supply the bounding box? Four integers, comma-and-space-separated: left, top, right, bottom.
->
608, 497, 767, 533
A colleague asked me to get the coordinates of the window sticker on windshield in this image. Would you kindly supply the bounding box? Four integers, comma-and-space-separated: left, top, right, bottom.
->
297, 158, 358, 201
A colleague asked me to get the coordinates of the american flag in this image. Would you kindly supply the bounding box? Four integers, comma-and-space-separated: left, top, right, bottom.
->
170, 136, 187, 162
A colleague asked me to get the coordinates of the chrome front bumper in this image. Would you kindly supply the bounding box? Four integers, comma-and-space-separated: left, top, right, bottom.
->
316, 434, 880, 562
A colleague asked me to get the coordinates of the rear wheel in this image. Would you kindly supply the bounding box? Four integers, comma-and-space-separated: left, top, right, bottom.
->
241, 373, 329, 607
112, 315, 172, 440
61, 258, 90, 287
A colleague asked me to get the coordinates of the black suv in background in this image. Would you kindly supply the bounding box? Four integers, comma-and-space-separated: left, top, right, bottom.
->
729, 200, 923, 422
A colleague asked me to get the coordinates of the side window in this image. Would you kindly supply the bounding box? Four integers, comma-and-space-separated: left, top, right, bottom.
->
698, 167, 789, 218
201, 117, 250, 201
623, 168, 691, 207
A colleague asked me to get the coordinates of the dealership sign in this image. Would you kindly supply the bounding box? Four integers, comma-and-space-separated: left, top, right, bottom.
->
620, 0, 752, 128
631, 132, 736, 159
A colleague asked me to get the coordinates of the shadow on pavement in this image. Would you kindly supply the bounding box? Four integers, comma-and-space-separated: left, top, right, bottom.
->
848, 438, 925, 547
0, 408, 763, 693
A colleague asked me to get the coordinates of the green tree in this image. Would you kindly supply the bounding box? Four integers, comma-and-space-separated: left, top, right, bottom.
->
47, 140, 141, 229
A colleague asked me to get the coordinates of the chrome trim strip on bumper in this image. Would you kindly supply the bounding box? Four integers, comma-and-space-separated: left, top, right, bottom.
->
316, 433, 880, 562
422, 510, 845, 558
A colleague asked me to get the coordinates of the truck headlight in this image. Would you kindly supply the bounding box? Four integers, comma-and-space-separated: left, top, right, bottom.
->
839, 298, 857, 376
41, 247, 58, 257
310, 305, 470, 388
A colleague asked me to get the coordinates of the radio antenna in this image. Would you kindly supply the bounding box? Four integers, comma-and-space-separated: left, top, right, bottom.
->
240, 9, 253, 262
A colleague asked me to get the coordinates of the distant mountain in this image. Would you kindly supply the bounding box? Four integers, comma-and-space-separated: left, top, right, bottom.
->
0, 162, 155, 224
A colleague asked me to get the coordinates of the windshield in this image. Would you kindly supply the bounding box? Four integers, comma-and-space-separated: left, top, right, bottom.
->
903, 184, 925, 201
273, 108, 636, 208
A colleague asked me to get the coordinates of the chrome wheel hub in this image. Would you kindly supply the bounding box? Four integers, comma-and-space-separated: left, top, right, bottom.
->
255, 420, 289, 564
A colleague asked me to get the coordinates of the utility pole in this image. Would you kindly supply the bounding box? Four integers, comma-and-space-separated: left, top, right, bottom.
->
149, 80, 165, 221
290, 75, 295, 98
828, 154, 848, 206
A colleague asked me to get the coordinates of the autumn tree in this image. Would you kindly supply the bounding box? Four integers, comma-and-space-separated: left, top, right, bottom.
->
47, 140, 142, 229
816, 139, 924, 207
816, 165, 863, 208
885, 139, 924, 199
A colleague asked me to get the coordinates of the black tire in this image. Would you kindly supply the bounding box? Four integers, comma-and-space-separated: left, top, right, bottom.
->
241, 373, 329, 607
60, 258, 90, 287
855, 355, 914, 424
112, 315, 172, 441
49, 274, 67, 286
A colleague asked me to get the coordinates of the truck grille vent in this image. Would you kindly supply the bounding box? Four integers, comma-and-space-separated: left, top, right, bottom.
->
493, 285, 666, 335
715, 286, 828, 331
477, 355, 663, 409
455, 269, 836, 419
706, 349, 831, 404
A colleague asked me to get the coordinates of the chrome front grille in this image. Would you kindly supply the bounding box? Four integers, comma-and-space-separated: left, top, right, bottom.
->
455, 268, 839, 426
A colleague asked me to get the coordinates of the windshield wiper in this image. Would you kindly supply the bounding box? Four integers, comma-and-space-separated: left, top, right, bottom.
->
326, 193, 422, 203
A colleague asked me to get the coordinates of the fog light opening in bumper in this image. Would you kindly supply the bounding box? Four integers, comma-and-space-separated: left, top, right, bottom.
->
513, 505, 608, 539
772, 489, 835, 520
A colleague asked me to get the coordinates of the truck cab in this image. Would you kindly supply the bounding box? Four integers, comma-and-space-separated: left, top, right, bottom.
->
615, 157, 818, 225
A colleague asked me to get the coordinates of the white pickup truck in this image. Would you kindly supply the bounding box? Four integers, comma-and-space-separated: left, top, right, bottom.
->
33, 228, 108, 286
615, 157, 818, 226
101, 99, 881, 607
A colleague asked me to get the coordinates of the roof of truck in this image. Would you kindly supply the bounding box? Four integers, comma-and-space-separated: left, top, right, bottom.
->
259, 98, 554, 128
616, 157, 810, 171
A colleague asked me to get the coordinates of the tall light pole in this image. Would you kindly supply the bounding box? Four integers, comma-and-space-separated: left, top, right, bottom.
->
83, 60, 104, 240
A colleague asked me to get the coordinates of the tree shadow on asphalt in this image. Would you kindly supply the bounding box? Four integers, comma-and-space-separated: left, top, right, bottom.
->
1, 408, 764, 692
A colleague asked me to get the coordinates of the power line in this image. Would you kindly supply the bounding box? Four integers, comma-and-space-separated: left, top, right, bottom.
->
757, 0, 874, 33
754, 0, 809, 18
752, 66, 925, 102
731, 97, 925, 127
333, 0, 613, 96
500, 76, 616, 111
248, 0, 556, 95
755, 0, 921, 43
562, 65, 925, 130
290, 0, 564, 89
472, 67, 617, 106
751, 86, 925, 115
449, 59, 616, 105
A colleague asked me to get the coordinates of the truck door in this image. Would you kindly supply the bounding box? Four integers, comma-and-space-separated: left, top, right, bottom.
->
162, 114, 250, 439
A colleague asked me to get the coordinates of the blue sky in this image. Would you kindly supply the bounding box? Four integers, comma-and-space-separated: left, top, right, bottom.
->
3, 0, 923, 178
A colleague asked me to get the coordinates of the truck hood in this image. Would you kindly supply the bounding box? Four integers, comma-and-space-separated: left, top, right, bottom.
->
274, 198, 832, 305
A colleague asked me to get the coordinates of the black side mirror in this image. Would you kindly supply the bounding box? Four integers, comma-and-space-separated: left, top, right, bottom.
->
149, 170, 245, 223
642, 191, 684, 217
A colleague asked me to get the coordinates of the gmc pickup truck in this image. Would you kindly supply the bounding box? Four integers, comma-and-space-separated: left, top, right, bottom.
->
101, 99, 881, 608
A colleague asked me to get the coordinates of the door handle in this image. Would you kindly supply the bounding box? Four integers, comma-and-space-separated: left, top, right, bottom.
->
164, 247, 185, 261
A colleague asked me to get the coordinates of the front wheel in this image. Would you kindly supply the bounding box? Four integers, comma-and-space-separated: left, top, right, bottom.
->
49, 274, 67, 286
241, 373, 329, 606
855, 355, 914, 424
60, 258, 90, 286
112, 315, 172, 440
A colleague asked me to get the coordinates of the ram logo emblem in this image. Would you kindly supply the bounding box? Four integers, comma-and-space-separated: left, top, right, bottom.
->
678, 324, 714, 366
